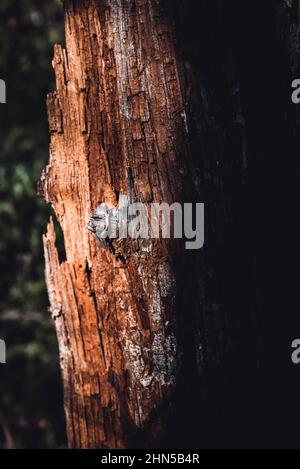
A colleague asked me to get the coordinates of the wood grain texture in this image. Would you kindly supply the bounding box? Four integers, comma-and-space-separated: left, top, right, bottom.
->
40, 0, 189, 448
40, 0, 300, 449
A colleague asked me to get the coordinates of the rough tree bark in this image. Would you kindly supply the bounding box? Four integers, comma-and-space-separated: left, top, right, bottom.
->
39, 0, 300, 449
40, 0, 191, 449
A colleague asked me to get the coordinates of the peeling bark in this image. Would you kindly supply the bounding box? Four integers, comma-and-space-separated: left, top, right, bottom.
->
40, 0, 189, 449
40, 0, 300, 449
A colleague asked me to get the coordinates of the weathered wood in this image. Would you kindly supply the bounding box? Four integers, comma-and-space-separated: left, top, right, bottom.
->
40, 0, 190, 448
40, 0, 300, 449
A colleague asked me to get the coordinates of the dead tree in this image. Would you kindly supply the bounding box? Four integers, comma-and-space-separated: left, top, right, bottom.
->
39, 0, 300, 449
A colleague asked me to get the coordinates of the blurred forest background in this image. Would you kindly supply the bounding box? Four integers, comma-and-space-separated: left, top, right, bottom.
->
0, 0, 66, 448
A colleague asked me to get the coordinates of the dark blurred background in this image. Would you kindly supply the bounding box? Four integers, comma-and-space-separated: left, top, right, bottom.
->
0, 0, 66, 448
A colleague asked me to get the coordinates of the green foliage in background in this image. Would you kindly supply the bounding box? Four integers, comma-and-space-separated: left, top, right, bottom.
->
0, 0, 66, 448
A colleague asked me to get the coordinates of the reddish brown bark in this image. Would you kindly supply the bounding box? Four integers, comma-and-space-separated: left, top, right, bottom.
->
40, 0, 191, 449
39, 0, 300, 450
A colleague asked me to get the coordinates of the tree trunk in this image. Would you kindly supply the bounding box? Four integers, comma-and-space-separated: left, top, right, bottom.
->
39, 0, 300, 449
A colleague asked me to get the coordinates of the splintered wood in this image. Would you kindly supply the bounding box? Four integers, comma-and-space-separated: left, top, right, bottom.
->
40, 0, 189, 448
